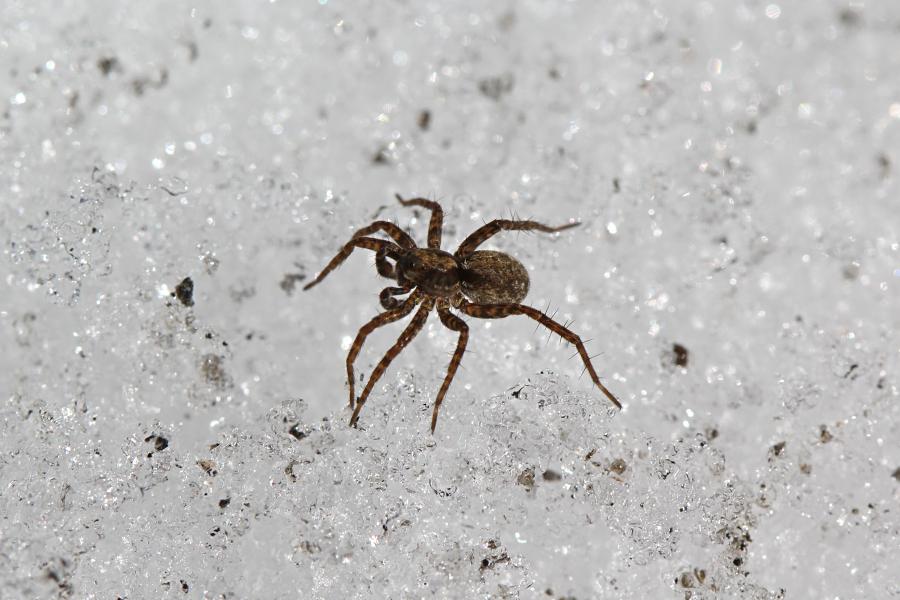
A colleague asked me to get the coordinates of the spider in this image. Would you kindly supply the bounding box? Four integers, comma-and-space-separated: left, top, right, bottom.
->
304, 194, 622, 432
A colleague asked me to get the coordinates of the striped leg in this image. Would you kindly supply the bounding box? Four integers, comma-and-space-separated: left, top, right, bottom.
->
346, 292, 420, 409
396, 194, 444, 249
432, 304, 469, 433
350, 299, 435, 427
458, 300, 621, 409
352, 220, 416, 248
304, 237, 400, 291
455, 219, 578, 258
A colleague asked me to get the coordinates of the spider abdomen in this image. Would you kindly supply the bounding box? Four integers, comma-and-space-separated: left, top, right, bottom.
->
460, 250, 530, 304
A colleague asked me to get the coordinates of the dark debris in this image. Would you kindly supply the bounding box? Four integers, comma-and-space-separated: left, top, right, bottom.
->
516, 467, 535, 491
417, 110, 431, 131
542, 469, 562, 482
280, 272, 307, 295
770, 441, 786, 458
672, 343, 689, 367
144, 434, 169, 457
478, 73, 514, 101
97, 56, 122, 76
173, 276, 194, 306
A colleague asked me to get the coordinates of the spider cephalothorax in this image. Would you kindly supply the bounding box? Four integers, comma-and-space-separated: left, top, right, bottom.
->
304, 194, 622, 432
395, 248, 461, 298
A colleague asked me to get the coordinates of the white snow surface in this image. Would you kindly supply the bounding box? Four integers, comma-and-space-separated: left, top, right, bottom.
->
1, 1, 899, 599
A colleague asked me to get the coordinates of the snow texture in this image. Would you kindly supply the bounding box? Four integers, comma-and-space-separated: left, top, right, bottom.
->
1, 1, 899, 599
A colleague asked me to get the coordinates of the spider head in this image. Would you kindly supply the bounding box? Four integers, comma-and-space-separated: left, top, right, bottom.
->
396, 248, 461, 297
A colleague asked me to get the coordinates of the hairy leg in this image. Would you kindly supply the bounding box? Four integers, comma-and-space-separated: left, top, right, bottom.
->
455, 219, 578, 258
353, 220, 417, 248
432, 305, 469, 433
396, 194, 444, 249
350, 298, 435, 427
304, 237, 400, 291
346, 292, 420, 409
458, 300, 622, 409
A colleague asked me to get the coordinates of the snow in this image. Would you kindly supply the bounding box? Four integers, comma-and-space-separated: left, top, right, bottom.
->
2, 1, 898, 598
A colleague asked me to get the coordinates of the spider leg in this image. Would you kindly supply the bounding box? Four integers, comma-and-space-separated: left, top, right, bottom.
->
346, 291, 421, 409
457, 300, 622, 409
432, 304, 469, 433
379, 285, 414, 310
353, 220, 417, 248
350, 298, 435, 427
454, 218, 579, 258
304, 237, 401, 291
396, 194, 444, 249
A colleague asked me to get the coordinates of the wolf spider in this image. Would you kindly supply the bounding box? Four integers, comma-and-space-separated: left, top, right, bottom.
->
304, 194, 622, 432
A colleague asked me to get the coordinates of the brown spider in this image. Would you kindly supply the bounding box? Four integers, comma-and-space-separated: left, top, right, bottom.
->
304, 194, 622, 432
